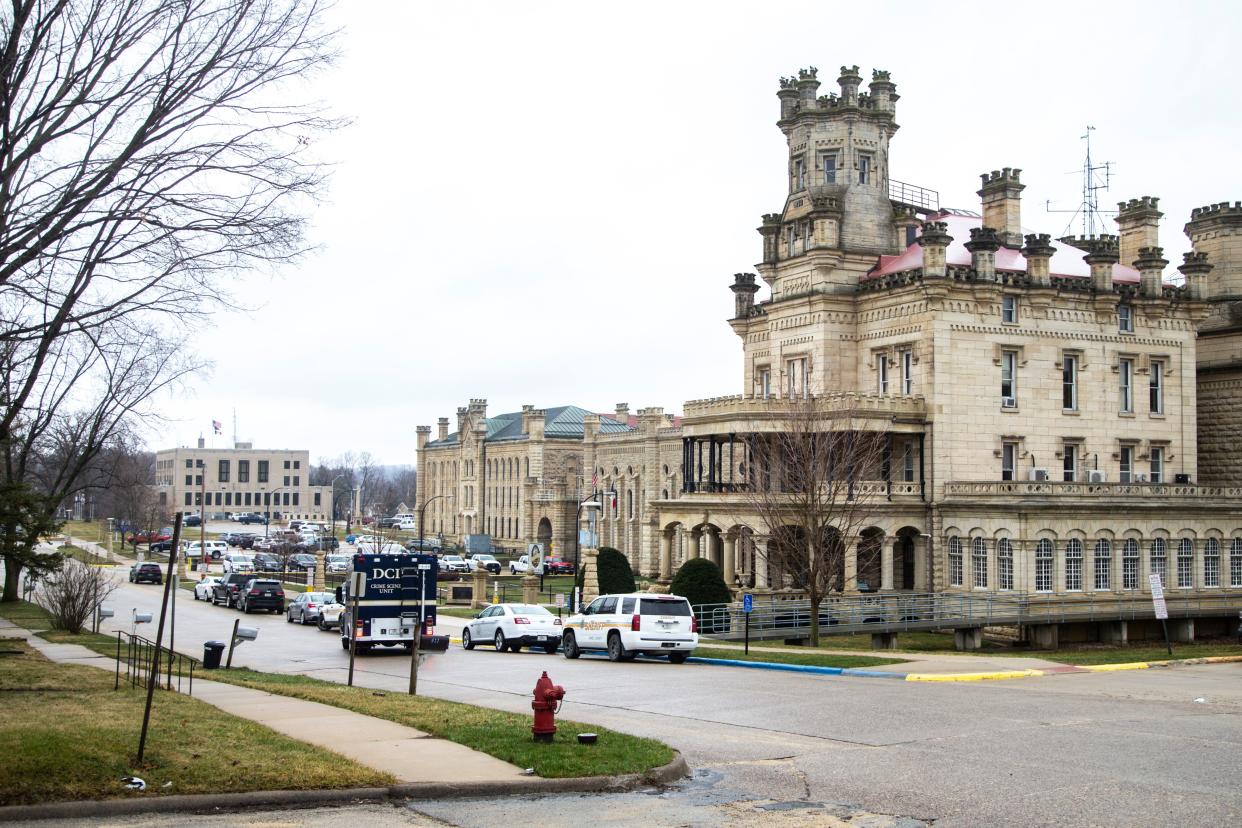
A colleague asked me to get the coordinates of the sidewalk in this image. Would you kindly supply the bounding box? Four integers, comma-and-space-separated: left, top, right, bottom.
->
11, 627, 525, 785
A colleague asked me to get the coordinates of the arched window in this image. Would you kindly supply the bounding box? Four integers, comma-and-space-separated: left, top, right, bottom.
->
1231, 538, 1242, 588
1150, 538, 1167, 586
972, 537, 988, 589
1035, 539, 1053, 592
997, 538, 1013, 590
948, 537, 963, 587
1065, 539, 1083, 591
1093, 539, 1111, 591
1122, 539, 1139, 590
1177, 538, 1194, 588
1204, 538, 1220, 587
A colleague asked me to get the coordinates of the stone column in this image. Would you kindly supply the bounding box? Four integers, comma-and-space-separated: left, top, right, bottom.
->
581, 548, 601, 606
755, 539, 770, 589
844, 536, 859, 592
723, 533, 737, 586
521, 574, 539, 604
690, 530, 702, 560
881, 538, 894, 591
659, 532, 673, 582
471, 568, 488, 609
314, 551, 325, 590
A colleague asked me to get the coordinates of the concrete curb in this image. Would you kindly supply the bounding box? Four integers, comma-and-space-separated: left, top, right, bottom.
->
0, 754, 689, 822
687, 656, 906, 679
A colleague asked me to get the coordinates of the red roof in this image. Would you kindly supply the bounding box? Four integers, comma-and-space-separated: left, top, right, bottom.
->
868, 211, 1148, 284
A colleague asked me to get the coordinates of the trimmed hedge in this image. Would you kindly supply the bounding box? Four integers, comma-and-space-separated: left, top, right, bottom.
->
669, 558, 732, 609
596, 547, 636, 594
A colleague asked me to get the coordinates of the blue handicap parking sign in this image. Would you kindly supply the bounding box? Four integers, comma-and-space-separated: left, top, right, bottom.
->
743, 593, 753, 613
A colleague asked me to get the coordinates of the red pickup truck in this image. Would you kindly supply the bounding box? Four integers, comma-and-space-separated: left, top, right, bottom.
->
127, 530, 171, 545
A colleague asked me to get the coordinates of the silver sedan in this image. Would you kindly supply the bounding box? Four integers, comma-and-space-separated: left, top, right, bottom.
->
285, 591, 339, 625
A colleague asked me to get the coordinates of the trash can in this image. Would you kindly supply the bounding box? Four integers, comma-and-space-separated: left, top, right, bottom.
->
202, 641, 226, 670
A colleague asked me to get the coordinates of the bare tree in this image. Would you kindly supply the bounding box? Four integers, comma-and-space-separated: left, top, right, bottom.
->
37, 556, 119, 633
741, 394, 890, 645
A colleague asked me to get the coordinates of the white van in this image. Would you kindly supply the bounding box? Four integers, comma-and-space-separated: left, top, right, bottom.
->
186, 540, 228, 560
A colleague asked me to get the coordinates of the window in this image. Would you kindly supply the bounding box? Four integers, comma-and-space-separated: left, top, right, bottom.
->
225, 492, 232, 506
1002, 295, 1018, 324
283, 475, 290, 486
998, 539, 1014, 590
792, 156, 806, 190
1062, 355, 1078, 410
1150, 447, 1164, 483
785, 225, 796, 257
1149, 360, 1164, 414
194, 475, 202, 486
1150, 538, 1167, 586
185, 474, 193, 486
1094, 540, 1111, 590
238, 460, 250, 483
758, 368, 771, 399
786, 357, 807, 398
900, 349, 913, 394
244, 492, 252, 506
905, 225, 918, 246
214, 492, 222, 506
820, 152, 837, 184
1065, 539, 1083, 591
1119, 445, 1134, 483
184, 492, 192, 506
1062, 444, 1077, 482
185, 459, 192, 469
1122, 539, 1139, 590
1035, 539, 1053, 592
948, 537, 963, 587
1119, 358, 1134, 413
1204, 538, 1220, 587
218, 459, 230, 482
1001, 350, 1017, 407
1001, 442, 1017, 481
971, 537, 988, 588
902, 443, 915, 482
876, 354, 888, 394
282, 492, 290, 506
1231, 538, 1242, 587
258, 461, 269, 483
292, 493, 299, 506
293, 476, 299, 486
1118, 305, 1133, 333
283, 460, 291, 469
294, 460, 300, 469
1176, 539, 1194, 588
858, 153, 872, 184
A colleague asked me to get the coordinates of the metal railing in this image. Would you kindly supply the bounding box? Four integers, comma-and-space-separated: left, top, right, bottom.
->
693, 590, 1242, 641
889, 179, 939, 211
113, 631, 196, 695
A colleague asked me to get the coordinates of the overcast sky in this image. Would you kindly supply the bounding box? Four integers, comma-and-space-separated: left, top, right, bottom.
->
151, 0, 1242, 464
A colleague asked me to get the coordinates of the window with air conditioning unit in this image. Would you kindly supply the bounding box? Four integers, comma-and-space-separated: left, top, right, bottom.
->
1088, 470, 1107, 483
1000, 350, 1018, 408
1029, 468, 1049, 482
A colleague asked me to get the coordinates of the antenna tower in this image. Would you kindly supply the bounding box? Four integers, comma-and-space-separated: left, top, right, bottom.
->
1046, 126, 1115, 237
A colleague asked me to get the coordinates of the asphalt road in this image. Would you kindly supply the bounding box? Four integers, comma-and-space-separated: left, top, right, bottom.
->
87, 567, 1242, 827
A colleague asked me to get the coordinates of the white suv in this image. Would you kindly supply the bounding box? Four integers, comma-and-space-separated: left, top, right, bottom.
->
562, 593, 698, 663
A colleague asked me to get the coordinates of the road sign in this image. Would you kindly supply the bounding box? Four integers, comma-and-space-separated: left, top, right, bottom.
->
743, 593, 753, 614
554, 593, 564, 608
1149, 573, 1168, 620
528, 543, 544, 569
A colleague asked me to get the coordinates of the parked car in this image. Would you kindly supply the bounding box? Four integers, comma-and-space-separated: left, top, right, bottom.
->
440, 554, 470, 574
395, 519, 417, 530
127, 530, 170, 545
129, 562, 163, 584
286, 552, 316, 571
193, 576, 222, 600
211, 572, 253, 607
467, 553, 501, 574
376, 517, 399, 529
236, 578, 285, 614
237, 513, 267, 525
221, 553, 255, 573
325, 553, 351, 573
220, 532, 256, 548
186, 540, 228, 561
562, 593, 698, 663
285, 591, 339, 625
149, 539, 182, 554
182, 514, 201, 527
508, 554, 543, 575
462, 603, 562, 653
544, 557, 575, 575
252, 552, 284, 572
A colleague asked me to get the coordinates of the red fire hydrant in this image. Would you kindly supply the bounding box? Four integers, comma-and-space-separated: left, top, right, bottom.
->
531, 670, 565, 743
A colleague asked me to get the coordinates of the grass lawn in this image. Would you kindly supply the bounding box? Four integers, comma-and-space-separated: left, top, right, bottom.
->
692, 646, 905, 670
58, 520, 112, 545
58, 543, 114, 566
208, 667, 674, 779
0, 639, 392, 805
1034, 641, 1242, 665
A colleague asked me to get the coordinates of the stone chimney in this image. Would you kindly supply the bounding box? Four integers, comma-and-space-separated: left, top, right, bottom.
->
455, 407, 467, 435
520, 404, 536, 435
978, 168, 1025, 248
582, 413, 600, 442
1021, 233, 1056, 287
1178, 251, 1213, 300
614, 403, 629, 424
795, 66, 819, 106
837, 65, 862, 106
437, 417, 449, 441
915, 221, 953, 278
1115, 196, 1162, 267
527, 409, 546, 441
777, 76, 800, 120
731, 272, 759, 318
416, 425, 431, 450
1134, 246, 1168, 297
964, 227, 1001, 281
1083, 236, 1120, 293
636, 407, 666, 433
868, 69, 896, 113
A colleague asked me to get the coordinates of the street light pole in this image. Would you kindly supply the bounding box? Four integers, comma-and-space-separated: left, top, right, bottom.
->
570, 495, 602, 613
418, 494, 451, 553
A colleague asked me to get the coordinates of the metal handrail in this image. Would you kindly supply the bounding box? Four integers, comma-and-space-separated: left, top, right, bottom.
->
113, 631, 197, 695
889, 179, 939, 211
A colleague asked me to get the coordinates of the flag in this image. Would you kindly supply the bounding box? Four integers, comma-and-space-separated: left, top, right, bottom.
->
591, 470, 598, 488
212, 420, 222, 435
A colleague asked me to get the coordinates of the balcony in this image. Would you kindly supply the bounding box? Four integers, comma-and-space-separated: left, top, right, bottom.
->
943, 480, 1242, 501
681, 393, 926, 436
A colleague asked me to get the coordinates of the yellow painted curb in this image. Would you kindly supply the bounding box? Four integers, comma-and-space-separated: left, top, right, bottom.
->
1200, 655, 1242, 664
1079, 662, 1149, 672
904, 669, 1044, 682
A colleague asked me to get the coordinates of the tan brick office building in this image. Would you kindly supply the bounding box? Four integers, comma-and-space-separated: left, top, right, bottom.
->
418, 65, 1242, 641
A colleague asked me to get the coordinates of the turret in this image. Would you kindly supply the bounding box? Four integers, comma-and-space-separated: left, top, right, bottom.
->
964, 227, 1001, 281
868, 69, 896, 113
1082, 236, 1120, 293
978, 168, 1025, 248
1021, 233, 1056, 287
916, 221, 952, 278
795, 66, 819, 106
731, 272, 759, 318
1185, 201, 1242, 301
1178, 251, 1213, 301
1134, 246, 1168, 298
837, 65, 862, 106
1116, 196, 1162, 268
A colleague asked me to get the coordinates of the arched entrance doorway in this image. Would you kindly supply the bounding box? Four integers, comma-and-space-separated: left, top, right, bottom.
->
537, 517, 553, 553
895, 527, 919, 590
857, 528, 884, 592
